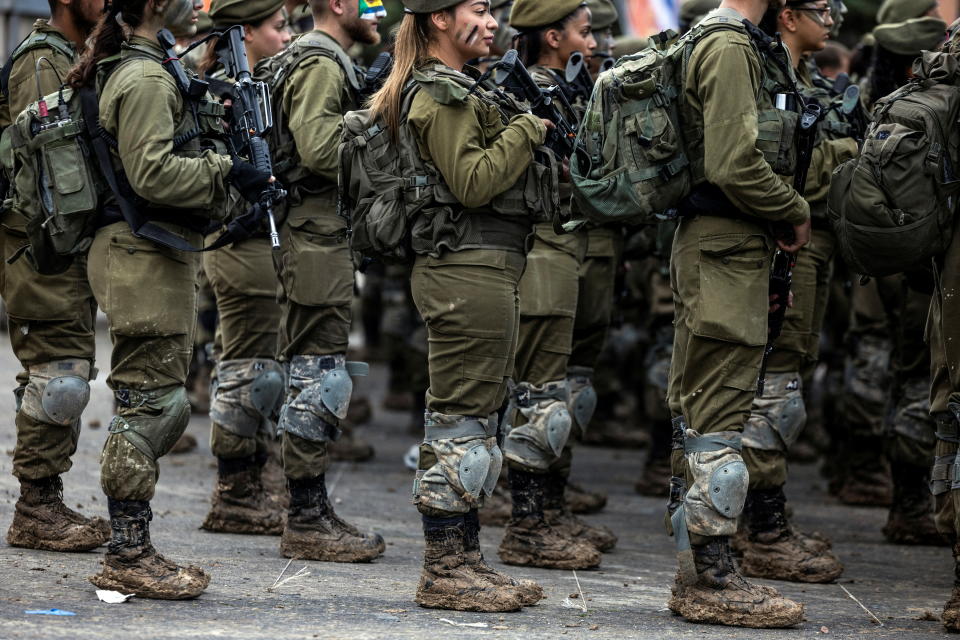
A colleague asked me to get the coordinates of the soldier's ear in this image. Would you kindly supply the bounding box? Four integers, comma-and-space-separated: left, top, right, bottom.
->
329, 0, 345, 17
543, 27, 563, 50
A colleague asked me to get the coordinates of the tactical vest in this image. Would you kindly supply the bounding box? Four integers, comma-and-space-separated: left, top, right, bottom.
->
0, 27, 75, 129
95, 43, 229, 224
257, 30, 363, 196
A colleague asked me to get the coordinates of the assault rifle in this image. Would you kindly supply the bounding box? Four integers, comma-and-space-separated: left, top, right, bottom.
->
484, 49, 579, 158
360, 51, 393, 102
757, 98, 821, 396
213, 25, 286, 249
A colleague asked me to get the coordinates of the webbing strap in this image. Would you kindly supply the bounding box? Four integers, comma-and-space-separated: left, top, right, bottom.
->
684, 433, 742, 454
423, 416, 495, 443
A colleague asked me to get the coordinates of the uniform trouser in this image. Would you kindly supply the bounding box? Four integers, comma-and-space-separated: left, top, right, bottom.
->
411, 248, 525, 516
276, 200, 354, 480
382, 264, 429, 398
569, 227, 621, 371
667, 215, 774, 538
928, 221, 960, 540
203, 236, 281, 461
88, 222, 199, 502
744, 227, 836, 489
510, 227, 581, 474
0, 217, 97, 480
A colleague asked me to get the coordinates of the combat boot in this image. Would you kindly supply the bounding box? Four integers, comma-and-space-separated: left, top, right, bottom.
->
259, 440, 289, 509
416, 515, 522, 612
739, 487, 843, 583
7, 476, 109, 552
566, 481, 607, 514
883, 461, 947, 546
498, 469, 601, 569
834, 437, 893, 506
942, 544, 960, 632
543, 471, 617, 552
89, 499, 209, 599
201, 457, 284, 535
280, 474, 385, 562
668, 536, 804, 628
463, 509, 542, 606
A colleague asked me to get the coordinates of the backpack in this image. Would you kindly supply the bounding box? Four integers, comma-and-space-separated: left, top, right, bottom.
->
0, 28, 75, 129
339, 67, 560, 264
827, 51, 960, 277
571, 12, 786, 225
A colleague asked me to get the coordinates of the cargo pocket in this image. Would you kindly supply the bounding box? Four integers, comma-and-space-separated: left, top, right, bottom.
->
283, 211, 353, 307
104, 234, 197, 337
693, 233, 770, 347
756, 110, 784, 170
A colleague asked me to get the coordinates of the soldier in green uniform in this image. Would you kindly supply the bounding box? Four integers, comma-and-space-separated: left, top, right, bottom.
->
916, 21, 960, 634
67, 0, 274, 599
269, 0, 385, 562
665, 0, 810, 627
0, 0, 109, 554
736, 0, 853, 583
587, 0, 616, 75
194, 0, 291, 537
495, 0, 612, 572
367, 0, 559, 612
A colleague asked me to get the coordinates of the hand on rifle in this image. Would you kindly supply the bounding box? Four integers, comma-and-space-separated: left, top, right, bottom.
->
768, 290, 793, 317
777, 218, 811, 253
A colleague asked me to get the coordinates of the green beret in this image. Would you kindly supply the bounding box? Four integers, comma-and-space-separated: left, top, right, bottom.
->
873, 16, 946, 55
680, 0, 719, 28
510, 0, 586, 30
210, 0, 284, 27
588, 0, 618, 30
403, 0, 464, 12
195, 10, 212, 34
876, 0, 938, 25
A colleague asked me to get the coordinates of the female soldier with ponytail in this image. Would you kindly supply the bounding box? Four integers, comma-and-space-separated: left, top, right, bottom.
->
495, 0, 615, 571
67, 0, 272, 599
367, 0, 555, 613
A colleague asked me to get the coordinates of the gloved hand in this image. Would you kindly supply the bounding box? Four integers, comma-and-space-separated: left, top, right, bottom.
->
227, 154, 272, 204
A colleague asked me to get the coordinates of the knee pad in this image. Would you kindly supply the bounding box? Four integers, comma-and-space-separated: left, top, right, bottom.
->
845, 335, 892, 413
414, 413, 500, 514
108, 386, 191, 462
742, 373, 807, 452
21, 359, 91, 427
566, 367, 597, 436
680, 429, 748, 538
503, 381, 571, 471
210, 358, 285, 439
277, 354, 368, 443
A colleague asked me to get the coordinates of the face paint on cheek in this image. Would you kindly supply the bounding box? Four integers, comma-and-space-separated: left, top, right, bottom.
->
464, 25, 479, 45
359, 0, 387, 20
163, 0, 197, 36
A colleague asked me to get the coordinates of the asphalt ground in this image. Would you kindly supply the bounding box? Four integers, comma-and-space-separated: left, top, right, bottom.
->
0, 325, 953, 639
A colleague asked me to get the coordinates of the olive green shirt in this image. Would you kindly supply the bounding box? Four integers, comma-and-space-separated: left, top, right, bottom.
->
684, 16, 810, 225
408, 64, 547, 210
3, 20, 77, 128
281, 30, 355, 184
99, 36, 232, 211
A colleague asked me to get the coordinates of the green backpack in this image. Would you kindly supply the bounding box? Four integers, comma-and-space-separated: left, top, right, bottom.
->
570, 13, 760, 225
2, 84, 104, 274
827, 51, 960, 277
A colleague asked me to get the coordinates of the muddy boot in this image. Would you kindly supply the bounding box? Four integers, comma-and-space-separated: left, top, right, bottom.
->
566, 481, 607, 514
280, 475, 385, 562
544, 471, 616, 552
883, 461, 947, 546
498, 468, 601, 569
201, 457, 284, 535
416, 515, 522, 612
328, 423, 375, 462
943, 545, 960, 633
259, 446, 289, 510
90, 499, 209, 599
7, 476, 109, 552
463, 510, 543, 606
478, 475, 512, 527
835, 440, 893, 506
635, 419, 673, 497
739, 487, 843, 583
668, 536, 804, 628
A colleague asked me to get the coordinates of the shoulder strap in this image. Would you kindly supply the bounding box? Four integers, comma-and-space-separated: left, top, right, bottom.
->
292, 32, 362, 93
78, 87, 261, 253
1, 30, 75, 99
